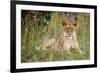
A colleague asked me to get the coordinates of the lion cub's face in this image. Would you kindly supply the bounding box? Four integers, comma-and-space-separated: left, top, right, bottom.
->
62, 19, 77, 37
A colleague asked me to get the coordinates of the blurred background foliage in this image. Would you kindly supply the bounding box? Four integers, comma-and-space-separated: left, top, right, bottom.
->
21, 10, 90, 62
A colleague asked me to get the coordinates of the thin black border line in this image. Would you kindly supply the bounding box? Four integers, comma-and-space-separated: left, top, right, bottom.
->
14, 64, 96, 72
14, 0, 96, 9
94, 6, 97, 67
10, 1, 16, 72
15, 64, 96, 72
10, 0, 97, 73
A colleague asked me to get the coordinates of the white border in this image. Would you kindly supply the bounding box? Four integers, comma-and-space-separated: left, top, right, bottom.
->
16, 4, 94, 69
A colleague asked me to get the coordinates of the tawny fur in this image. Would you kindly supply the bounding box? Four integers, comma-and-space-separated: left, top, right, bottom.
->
36, 19, 82, 53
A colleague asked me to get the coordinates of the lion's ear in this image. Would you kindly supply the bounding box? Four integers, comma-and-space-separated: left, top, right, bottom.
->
74, 16, 78, 26
74, 23, 77, 26
62, 20, 66, 26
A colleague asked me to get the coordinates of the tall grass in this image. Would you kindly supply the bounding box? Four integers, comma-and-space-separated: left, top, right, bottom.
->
21, 10, 90, 63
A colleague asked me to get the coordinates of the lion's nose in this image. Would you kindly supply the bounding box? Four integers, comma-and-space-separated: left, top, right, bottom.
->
68, 33, 72, 36
68, 31, 72, 36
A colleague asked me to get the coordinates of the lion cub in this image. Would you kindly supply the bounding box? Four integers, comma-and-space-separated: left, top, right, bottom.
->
61, 19, 82, 53
36, 17, 82, 54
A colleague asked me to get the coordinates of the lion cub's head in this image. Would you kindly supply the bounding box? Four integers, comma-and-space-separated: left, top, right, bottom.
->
61, 18, 77, 37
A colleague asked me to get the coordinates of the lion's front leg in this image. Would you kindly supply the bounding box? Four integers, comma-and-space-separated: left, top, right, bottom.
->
72, 40, 82, 54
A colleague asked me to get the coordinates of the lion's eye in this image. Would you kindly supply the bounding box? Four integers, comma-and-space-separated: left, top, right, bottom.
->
66, 27, 68, 29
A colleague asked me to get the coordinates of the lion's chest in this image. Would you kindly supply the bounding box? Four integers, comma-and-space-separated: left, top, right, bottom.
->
63, 37, 73, 49
63, 32, 77, 50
